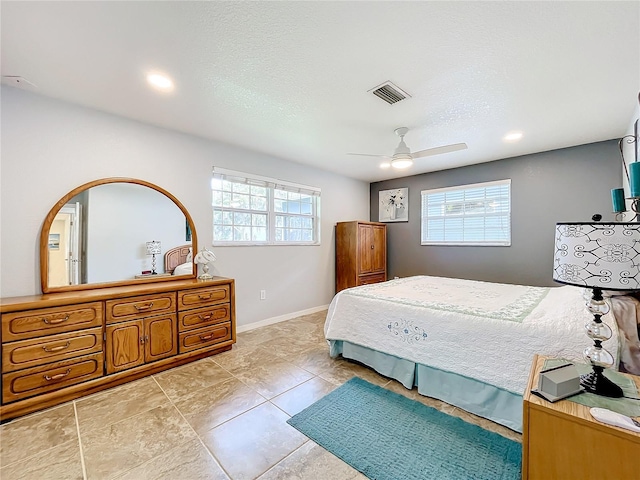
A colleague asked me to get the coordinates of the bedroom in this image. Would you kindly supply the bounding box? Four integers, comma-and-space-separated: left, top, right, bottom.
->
1, 1, 639, 479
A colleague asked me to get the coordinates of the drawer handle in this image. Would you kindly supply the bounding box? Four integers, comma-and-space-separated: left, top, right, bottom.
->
134, 302, 154, 311
44, 369, 71, 381
42, 315, 70, 325
198, 293, 213, 300
371, 245, 374, 249
140, 335, 149, 344
42, 341, 71, 353
198, 333, 215, 341
198, 313, 213, 321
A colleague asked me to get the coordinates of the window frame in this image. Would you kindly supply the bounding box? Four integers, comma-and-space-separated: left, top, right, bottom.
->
211, 167, 321, 246
420, 179, 511, 247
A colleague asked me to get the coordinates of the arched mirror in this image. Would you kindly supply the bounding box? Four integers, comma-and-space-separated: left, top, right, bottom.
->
40, 178, 197, 293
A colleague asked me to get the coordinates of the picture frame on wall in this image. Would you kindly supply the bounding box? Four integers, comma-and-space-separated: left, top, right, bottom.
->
379, 188, 408, 222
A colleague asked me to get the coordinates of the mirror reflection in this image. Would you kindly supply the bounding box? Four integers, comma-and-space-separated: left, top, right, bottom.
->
47, 182, 193, 289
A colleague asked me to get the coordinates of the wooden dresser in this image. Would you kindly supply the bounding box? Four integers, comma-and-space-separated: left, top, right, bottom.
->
1, 277, 235, 421
335, 221, 387, 293
522, 354, 640, 480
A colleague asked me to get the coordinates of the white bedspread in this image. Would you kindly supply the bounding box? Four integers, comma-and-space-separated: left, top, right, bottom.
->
324, 276, 620, 394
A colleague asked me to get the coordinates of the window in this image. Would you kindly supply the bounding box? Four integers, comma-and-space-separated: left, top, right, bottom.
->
212, 168, 321, 245
421, 179, 511, 246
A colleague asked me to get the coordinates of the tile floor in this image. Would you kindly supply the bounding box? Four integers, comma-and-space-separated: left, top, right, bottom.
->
0, 310, 521, 480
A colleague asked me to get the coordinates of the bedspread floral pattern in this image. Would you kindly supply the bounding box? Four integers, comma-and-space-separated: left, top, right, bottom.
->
387, 319, 428, 344
347, 276, 550, 323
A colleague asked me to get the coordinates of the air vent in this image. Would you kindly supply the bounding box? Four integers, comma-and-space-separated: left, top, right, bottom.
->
369, 81, 410, 105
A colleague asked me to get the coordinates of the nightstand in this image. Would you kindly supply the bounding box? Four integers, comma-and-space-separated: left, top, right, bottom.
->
523, 354, 640, 480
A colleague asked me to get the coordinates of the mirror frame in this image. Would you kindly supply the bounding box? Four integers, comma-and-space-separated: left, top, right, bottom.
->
40, 177, 198, 293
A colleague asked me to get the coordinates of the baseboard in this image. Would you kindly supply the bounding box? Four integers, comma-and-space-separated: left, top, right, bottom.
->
236, 305, 329, 333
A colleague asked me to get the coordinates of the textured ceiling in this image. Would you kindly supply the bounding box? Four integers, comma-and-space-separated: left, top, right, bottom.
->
2, 1, 639, 182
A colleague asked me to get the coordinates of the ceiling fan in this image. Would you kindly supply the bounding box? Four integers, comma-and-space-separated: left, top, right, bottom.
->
348, 127, 467, 169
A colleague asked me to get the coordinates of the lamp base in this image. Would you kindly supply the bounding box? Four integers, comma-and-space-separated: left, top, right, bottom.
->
198, 273, 213, 281
580, 367, 623, 398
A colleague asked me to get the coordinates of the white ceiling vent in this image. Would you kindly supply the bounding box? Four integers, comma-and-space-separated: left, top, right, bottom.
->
369, 81, 410, 105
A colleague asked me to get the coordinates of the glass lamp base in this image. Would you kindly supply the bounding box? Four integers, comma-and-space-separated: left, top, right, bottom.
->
580, 368, 623, 398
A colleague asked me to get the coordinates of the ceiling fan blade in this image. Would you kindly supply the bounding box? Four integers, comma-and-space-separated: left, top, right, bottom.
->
411, 143, 468, 159
347, 153, 391, 158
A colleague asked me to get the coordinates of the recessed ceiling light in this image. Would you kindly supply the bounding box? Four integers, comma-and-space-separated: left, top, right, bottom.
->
146, 72, 174, 92
503, 131, 523, 142
380, 161, 391, 169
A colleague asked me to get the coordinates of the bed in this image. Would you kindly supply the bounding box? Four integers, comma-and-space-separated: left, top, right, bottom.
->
324, 275, 627, 432
164, 244, 193, 275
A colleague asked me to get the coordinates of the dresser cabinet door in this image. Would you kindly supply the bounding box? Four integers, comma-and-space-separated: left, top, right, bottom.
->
105, 320, 144, 374
145, 315, 177, 362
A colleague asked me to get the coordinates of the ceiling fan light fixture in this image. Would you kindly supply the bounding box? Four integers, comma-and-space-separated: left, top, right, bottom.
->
391, 155, 413, 169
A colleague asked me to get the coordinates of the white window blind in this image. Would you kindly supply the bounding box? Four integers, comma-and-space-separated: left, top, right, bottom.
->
212, 167, 321, 245
421, 179, 511, 246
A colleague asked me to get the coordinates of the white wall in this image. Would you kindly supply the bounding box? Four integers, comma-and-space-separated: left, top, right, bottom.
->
0, 86, 369, 328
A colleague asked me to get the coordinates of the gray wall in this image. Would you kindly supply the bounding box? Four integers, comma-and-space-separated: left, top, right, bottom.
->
371, 140, 623, 287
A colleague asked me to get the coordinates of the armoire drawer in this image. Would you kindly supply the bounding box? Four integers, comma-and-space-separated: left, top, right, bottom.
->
2, 327, 103, 373
106, 292, 176, 324
178, 285, 230, 310
1, 302, 103, 342
2, 352, 104, 403
178, 322, 232, 353
178, 304, 230, 332
357, 273, 386, 286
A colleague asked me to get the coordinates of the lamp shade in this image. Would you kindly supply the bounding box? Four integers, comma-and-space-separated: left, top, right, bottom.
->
194, 249, 216, 264
145, 240, 161, 255
553, 223, 640, 290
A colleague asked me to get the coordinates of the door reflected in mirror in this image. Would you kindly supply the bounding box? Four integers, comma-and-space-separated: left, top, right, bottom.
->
41, 178, 197, 293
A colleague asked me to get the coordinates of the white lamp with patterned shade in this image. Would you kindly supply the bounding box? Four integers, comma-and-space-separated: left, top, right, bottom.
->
553, 222, 640, 397
146, 240, 162, 274
194, 248, 216, 281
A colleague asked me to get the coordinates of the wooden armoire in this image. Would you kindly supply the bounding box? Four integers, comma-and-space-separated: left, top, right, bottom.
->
335, 221, 387, 293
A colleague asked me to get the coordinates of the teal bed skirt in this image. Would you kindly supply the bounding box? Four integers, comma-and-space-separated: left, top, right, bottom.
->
329, 340, 523, 432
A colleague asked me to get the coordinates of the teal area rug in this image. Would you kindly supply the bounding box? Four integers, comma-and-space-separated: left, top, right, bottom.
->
287, 377, 521, 480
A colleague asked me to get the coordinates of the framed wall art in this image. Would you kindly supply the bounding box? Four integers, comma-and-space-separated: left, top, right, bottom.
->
379, 188, 408, 222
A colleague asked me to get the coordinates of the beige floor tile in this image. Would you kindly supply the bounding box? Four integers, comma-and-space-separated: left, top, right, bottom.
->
81, 404, 197, 479
0, 403, 77, 466
212, 344, 281, 373
200, 402, 307, 480
257, 441, 367, 480
116, 438, 229, 480
153, 358, 234, 401
173, 377, 267, 435
75, 376, 169, 434
270, 376, 337, 416
230, 359, 315, 399
281, 343, 343, 374
0, 438, 83, 480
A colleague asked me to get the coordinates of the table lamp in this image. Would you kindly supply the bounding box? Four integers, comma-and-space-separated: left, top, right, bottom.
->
145, 240, 162, 274
194, 248, 216, 280
553, 222, 640, 397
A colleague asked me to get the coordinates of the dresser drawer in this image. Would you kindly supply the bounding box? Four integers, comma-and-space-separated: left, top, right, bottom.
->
357, 273, 386, 286
2, 327, 103, 373
2, 352, 104, 403
178, 304, 230, 332
106, 292, 176, 324
178, 285, 230, 311
1, 302, 103, 342
178, 322, 232, 354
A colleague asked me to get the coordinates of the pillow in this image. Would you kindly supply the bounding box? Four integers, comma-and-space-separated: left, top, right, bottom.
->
173, 262, 192, 275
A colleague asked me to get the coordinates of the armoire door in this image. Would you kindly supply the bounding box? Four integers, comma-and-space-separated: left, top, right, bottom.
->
371, 224, 386, 273
358, 224, 374, 274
